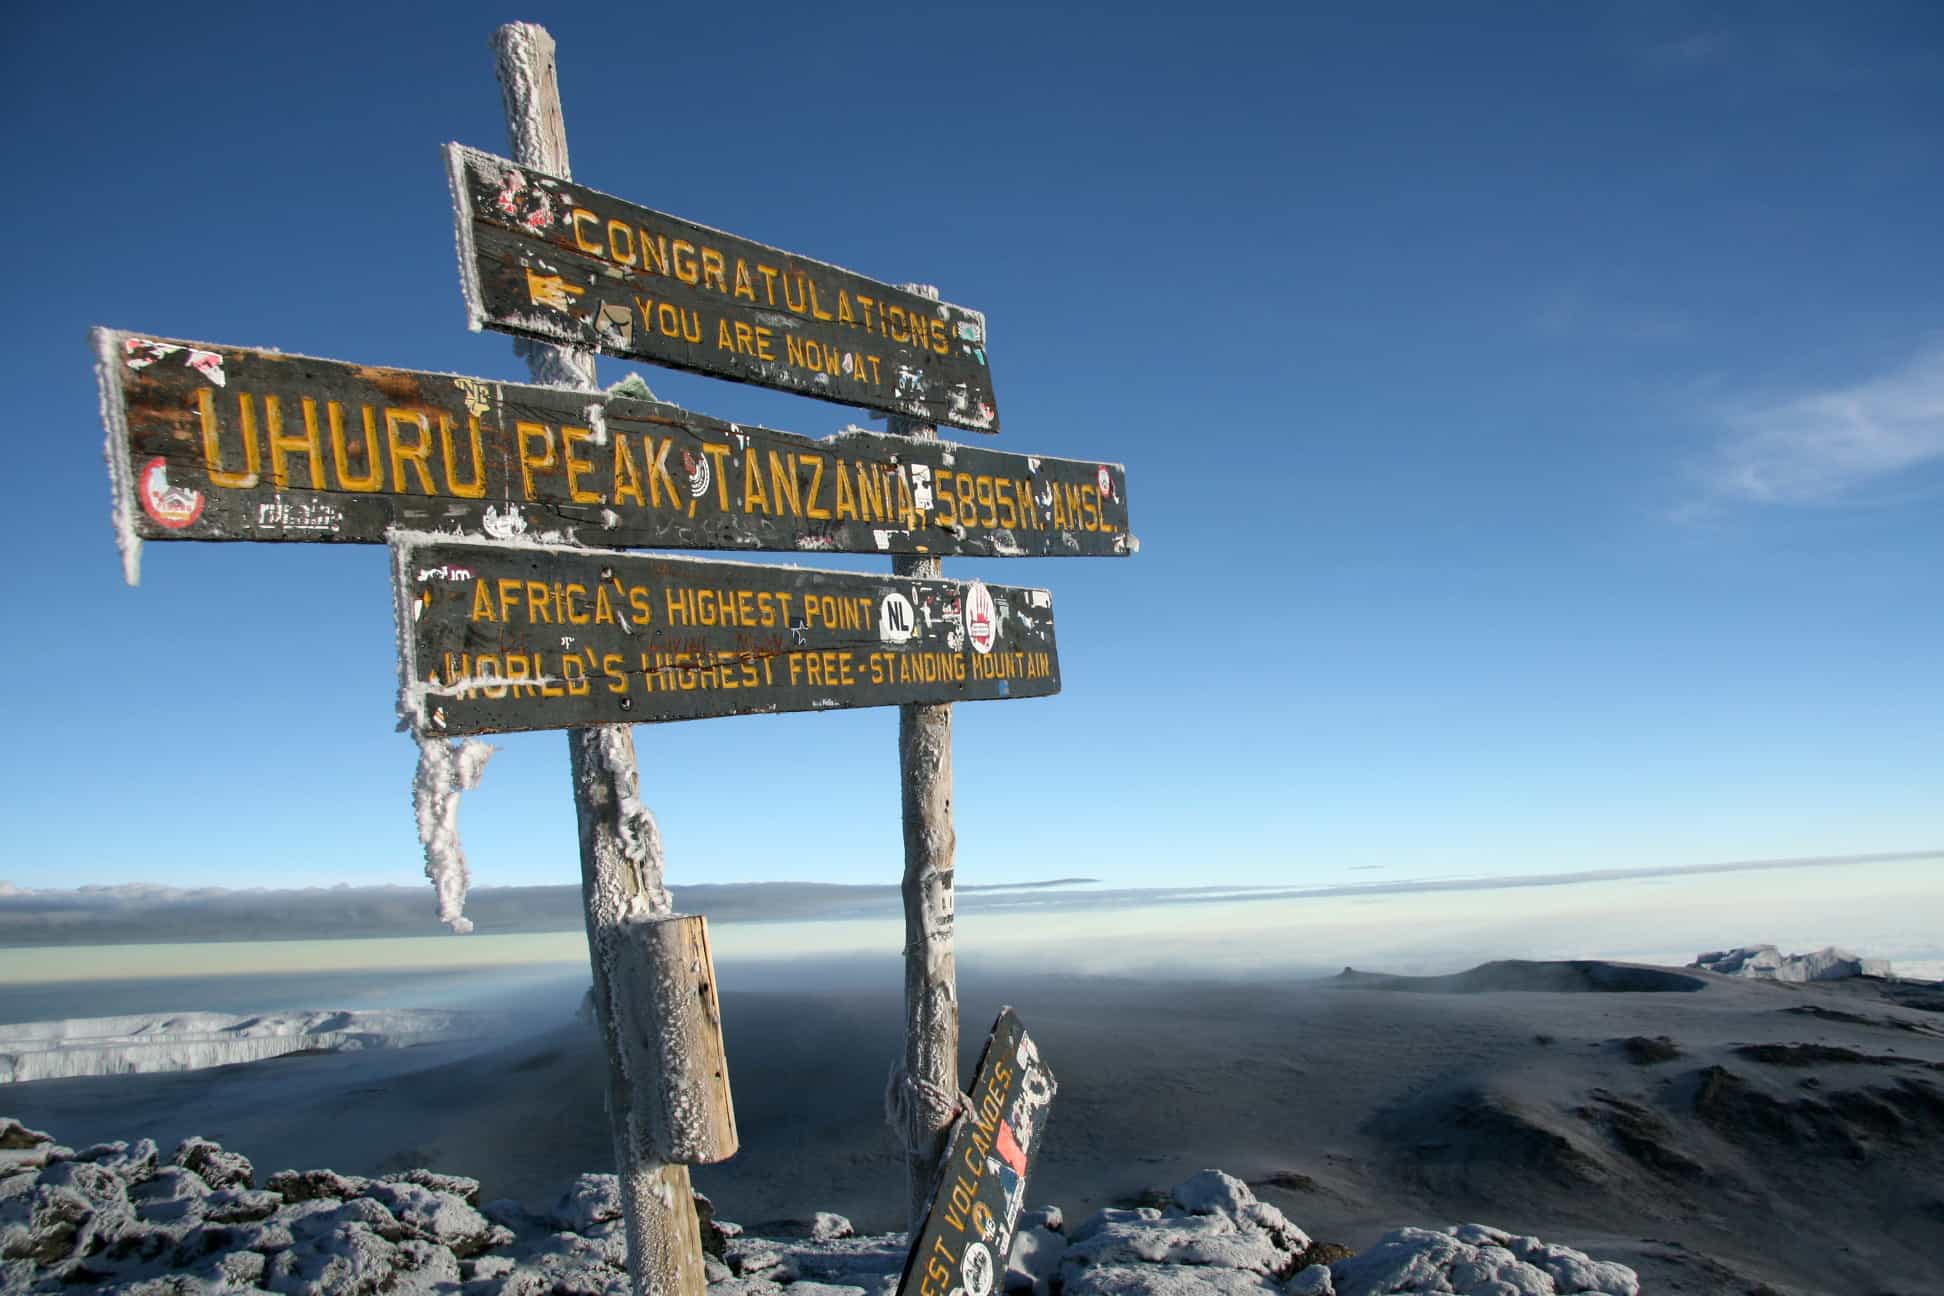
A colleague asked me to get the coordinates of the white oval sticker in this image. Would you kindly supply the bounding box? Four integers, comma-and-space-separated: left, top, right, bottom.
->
964, 581, 998, 655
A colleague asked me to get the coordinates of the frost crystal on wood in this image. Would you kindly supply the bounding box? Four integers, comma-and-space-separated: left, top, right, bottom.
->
93, 327, 143, 586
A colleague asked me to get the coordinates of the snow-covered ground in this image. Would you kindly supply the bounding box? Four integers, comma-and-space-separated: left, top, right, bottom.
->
0, 1118, 1641, 1296
0, 1011, 476, 1084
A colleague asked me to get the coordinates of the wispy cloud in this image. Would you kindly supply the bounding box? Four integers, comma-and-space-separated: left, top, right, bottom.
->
1696, 345, 1944, 505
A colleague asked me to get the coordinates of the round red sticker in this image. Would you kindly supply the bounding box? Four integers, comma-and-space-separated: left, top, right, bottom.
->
138, 457, 205, 529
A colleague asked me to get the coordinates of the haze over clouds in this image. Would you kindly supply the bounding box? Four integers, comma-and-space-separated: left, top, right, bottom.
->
3, 852, 1938, 992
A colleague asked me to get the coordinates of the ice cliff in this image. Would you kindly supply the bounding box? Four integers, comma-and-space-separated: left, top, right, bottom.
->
1690, 944, 1892, 982
0, 1012, 475, 1084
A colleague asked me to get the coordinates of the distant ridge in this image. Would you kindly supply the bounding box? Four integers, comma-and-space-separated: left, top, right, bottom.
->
0, 848, 1933, 946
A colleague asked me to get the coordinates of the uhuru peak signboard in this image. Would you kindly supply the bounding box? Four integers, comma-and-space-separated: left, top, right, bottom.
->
393, 535, 1059, 736
448, 145, 999, 432
896, 1010, 1056, 1296
95, 331, 1130, 573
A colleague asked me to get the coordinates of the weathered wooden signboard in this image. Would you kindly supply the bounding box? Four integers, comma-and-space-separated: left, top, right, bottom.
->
896, 1009, 1056, 1296
96, 331, 1127, 577
448, 145, 999, 432
392, 535, 1060, 736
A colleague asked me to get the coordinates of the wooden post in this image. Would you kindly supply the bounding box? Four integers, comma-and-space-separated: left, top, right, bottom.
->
886, 285, 962, 1228
493, 24, 710, 1296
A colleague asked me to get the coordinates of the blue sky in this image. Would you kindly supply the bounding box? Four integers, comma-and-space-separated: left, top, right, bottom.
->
2, 2, 1938, 897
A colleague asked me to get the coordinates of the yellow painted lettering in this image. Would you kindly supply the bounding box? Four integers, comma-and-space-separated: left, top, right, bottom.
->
517, 421, 556, 499
605, 219, 636, 266
671, 239, 699, 284
386, 408, 436, 495
199, 388, 261, 489
561, 425, 601, 504
743, 449, 770, 513
440, 415, 488, 499
264, 394, 323, 489
571, 208, 603, 255
324, 400, 382, 492
611, 433, 646, 507
768, 450, 801, 516
801, 453, 829, 519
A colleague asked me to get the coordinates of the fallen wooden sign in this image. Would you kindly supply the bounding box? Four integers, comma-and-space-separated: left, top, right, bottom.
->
392, 535, 1060, 736
447, 145, 1000, 432
94, 331, 1129, 583
896, 1009, 1056, 1296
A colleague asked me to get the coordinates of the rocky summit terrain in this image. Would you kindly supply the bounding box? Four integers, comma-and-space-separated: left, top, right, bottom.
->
0, 1118, 1639, 1296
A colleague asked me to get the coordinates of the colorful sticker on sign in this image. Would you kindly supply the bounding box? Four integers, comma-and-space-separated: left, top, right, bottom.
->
1096, 465, 1112, 499
960, 1243, 994, 1296
964, 581, 997, 655
138, 458, 204, 529
879, 591, 916, 644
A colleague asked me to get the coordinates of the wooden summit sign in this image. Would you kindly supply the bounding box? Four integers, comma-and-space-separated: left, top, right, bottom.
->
393, 535, 1060, 736
95, 331, 1130, 566
896, 1009, 1056, 1296
448, 145, 999, 432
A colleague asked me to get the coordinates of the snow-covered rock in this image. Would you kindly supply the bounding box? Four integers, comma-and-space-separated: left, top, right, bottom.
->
363, 1178, 509, 1256
174, 1135, 254, 1190
551, 1170, 623, 1232
1690, 944, 1891, 982
1284, 1263, 1333, 1295
1020, 1204, 1064, 1234
1064, 1261, 1281, 1296
1330, 1223, 1638, 1296
77, 1138, 159, 1182
1171, 1170, 1256, 1219
761, 1211, 856, 1241
0, 1118, 63, 1175
266, 1167, 373, 1203
1007, 1224, 1067, 1296
1062, 1171, 1314, 1295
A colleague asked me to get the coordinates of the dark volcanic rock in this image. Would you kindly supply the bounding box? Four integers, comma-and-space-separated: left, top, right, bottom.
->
1578, 1090, 1708, 1180
1334, 960, 1705, 995
1621, 1036, 1682, 1065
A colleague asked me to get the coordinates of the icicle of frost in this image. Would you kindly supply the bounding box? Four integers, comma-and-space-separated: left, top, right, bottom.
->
95, 329, 143, 586
413, 735, 496, 933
